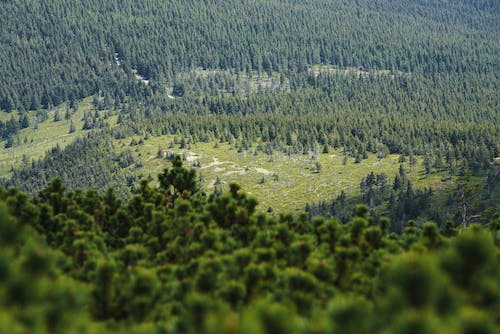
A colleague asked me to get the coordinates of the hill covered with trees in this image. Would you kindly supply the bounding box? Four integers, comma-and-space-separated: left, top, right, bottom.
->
0, 0, 498, 111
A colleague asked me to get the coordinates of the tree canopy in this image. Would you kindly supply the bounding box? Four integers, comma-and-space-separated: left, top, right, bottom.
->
0, 158, 499, 333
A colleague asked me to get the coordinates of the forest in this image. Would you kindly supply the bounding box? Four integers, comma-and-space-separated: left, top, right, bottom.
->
0, 0, 499, 332
3, 72, 499, 227
1, 158, 499, 333
0, 0, 498, 111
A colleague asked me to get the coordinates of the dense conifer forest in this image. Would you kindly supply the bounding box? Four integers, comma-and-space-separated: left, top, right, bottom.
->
1, 0, 498, 111
0, 0, 499, 332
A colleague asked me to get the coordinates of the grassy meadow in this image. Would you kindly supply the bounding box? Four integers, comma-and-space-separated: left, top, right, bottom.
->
1, 98, 458, 213
121, 136, 450, 213
0, 97, 118, 176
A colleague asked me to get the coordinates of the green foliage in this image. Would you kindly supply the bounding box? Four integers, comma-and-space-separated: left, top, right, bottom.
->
158, 155, 198, 202
0, 1, 498, 332
1, 0, 497, 111
0, 167, 498, 332
0, 202, 103, 333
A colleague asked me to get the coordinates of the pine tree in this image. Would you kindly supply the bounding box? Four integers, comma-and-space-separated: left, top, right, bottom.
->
158, 155, 198, 202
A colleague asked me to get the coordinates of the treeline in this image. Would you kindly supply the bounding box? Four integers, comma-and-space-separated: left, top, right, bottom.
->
0, 114, 29, 147
0, 158, 498, 333
307, 163, 500, 231
119, 72, 499, 169
1, 0, 498, 111
3, 133, 137, 198
4, 71, 498, 199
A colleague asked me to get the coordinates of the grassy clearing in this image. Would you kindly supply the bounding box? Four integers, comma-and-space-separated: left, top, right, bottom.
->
0, 102, 459, 214
0, 97, 118, 176
309, 64, 408, 78
0, 88, 456, 214
173, 68, 290, 95
121, 136, 450, 213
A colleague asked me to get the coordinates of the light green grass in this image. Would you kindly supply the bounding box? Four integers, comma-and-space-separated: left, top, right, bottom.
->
0, 111, 18, 122
1, 87, 454, 214
174, 68, 289, 95
0, 102, 458, 214
121, 136, 450, 213
309, 64, 408, 78
0, 97, 118, 176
